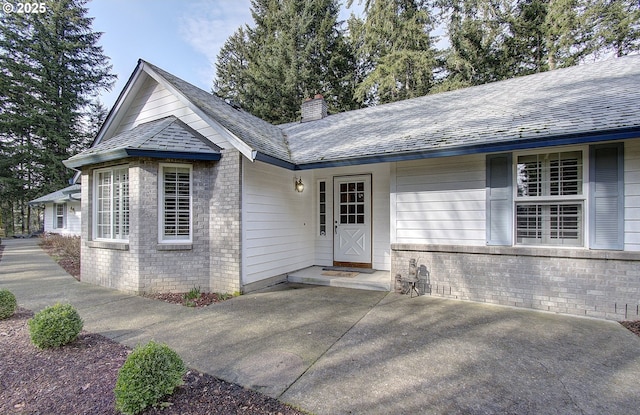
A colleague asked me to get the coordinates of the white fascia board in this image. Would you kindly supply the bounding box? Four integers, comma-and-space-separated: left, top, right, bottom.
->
92, 64, 147, 149
141, 62, 257, 161
67, 62, 147, 184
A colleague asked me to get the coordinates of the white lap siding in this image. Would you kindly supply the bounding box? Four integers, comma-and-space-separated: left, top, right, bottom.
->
242, 160, 315, 285
112, 77, 229, 149
242, 161, 392, 285
393, 155, 486, 245
625, 139, 640, 251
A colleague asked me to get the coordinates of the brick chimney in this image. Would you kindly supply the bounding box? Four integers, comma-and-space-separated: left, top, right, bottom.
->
301, 94, 327, 122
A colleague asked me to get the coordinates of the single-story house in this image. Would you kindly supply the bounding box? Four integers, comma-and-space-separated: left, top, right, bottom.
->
63, 56, 640, 321
28, 184, 82, 236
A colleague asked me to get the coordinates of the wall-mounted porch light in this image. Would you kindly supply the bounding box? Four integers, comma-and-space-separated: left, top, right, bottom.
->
295, 177, 305, 193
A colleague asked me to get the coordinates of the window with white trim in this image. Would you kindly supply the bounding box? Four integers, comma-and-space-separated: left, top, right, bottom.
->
515, 151, 584, 246
159, 164, 192, 242
94, 166, 129, 240
54, 203, 66, 229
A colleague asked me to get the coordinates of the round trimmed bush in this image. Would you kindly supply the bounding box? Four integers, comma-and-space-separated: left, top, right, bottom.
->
0, 289, 17, 319
114, 340, 186, 415
28, 303, 83, 348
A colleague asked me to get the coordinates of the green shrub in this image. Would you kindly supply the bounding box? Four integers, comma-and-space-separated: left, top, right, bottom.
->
0, 289, 17, 319
28, 303, 83, 348
183, 286, 201, 307
114, 341, 186, 415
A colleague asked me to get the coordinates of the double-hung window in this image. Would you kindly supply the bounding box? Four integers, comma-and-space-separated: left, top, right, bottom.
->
94, 166, 129, 240
515, 151, 584, 246
487, 144, 623, 250
54, 203, 66, 229
159, 164, 192, 243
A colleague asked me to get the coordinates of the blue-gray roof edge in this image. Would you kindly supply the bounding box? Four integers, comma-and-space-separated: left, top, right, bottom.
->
291, 125, 640, 170
125, 149, 221, 161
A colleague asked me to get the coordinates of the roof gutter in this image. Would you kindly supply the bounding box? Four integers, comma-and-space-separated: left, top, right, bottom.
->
64, 149, 221, 169
63, 149, 129, 169
253, 152, 298, 170
124, 149, 221, 161
294, 126, 640, 170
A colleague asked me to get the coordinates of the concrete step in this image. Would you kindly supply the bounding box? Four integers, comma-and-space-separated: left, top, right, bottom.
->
287, 267, 391, 292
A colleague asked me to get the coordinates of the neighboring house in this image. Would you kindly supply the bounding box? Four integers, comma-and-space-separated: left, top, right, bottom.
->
28, 184, 82, 236
63, 56, 640, 320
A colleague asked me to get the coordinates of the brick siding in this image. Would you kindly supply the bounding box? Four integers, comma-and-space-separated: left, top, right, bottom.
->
79, 151, 242, 294
208, 148, 242, 293
392, 244, 640, 321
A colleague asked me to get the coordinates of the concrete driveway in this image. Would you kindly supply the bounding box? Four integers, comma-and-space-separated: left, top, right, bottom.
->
2, 238, 640, 414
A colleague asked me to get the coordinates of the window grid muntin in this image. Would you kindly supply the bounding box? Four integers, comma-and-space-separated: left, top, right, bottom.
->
339, 181, 365, 224
55, 203, 65, 229
517, 151, 583, 197
516, 203, 583, 246
515, 150, 584, 247
95, 167, 129, 241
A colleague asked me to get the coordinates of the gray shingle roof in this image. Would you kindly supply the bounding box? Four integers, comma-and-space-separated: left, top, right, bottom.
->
282, 55, 640, 166
145, 62, 292, 162
70, 55, 640, 172
64, 116, 220, 168
29, 184, 81, 205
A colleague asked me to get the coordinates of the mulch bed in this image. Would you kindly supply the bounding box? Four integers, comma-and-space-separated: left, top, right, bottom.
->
143, 292, 230, 307
0, 308, 307, 415
621, 320, 640, 337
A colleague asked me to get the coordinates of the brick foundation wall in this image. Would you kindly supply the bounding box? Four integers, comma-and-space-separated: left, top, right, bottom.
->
392, 244, 640, 321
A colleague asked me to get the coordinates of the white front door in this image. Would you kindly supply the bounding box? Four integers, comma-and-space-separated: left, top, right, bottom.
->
334, 175, 372, 267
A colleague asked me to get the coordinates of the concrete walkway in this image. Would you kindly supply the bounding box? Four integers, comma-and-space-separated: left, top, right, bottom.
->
2, 238, 640, 414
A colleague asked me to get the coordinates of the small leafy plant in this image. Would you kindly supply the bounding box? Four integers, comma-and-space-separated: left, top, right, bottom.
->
0, 289, 17, 319
217, 292, 235, 301
183, 286, 201, 307
28, 303, 83, 348
114, 340, 186, 415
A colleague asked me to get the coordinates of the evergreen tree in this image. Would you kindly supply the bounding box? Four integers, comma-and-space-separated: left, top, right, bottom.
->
503, 0, 550, 74
503, 0, 594, 74
434, 0, 508, 91
0, 0, 114, 233
351, 0, 437, 105
213, 0, 358, 124
0, 9, 45, 233
213, 26, 250, 105
78, 99, 109, 152
590, 0, 640, 58
543, 0, 590, 70
435, 0, 626, 90
32, 0, 114, 192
